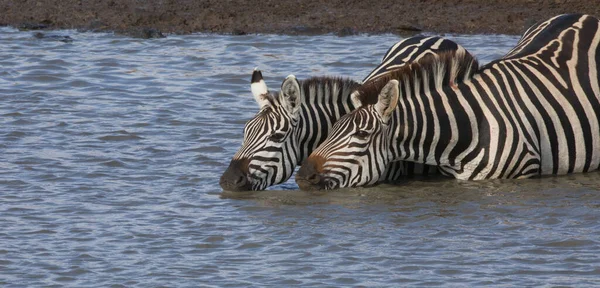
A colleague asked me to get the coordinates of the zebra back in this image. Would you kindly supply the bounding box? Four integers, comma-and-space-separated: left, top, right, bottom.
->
491, 14, 596, 64
363, 36, 469, 83
354, 49, 479, 107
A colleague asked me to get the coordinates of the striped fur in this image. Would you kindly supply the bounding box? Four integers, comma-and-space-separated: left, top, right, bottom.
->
299, 14, 600, 190
221, 37, 476, 191
221, 75, 358, 191
364, 36, 470, 83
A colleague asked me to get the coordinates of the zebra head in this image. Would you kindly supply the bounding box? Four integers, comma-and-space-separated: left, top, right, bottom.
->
220, 69, 303, 191
296, 80, 399, 190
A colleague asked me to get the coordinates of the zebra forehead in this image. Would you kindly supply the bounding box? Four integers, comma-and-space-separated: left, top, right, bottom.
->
254, 103, 285, 119
246, 106, 291, 130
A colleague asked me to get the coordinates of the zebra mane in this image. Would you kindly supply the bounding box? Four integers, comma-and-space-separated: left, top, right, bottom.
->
352, 50, 479, 105
257, 76, 358, 114
300, 76, 360, 103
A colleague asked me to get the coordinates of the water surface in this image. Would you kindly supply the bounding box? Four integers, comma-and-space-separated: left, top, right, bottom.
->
1, 27, 599, 286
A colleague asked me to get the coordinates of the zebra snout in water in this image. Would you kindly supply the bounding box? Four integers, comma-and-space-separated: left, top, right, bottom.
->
220, 159, 251, 191
296, 156, 326, 191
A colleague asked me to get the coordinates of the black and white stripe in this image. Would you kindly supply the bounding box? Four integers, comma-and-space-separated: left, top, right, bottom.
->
221, 37, 475, 191
364, 36, 469, 82
298, 14, 600, 190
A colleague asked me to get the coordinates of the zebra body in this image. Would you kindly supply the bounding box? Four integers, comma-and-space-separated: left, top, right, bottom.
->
220, 37, 475, 191
297, 14, 600, 190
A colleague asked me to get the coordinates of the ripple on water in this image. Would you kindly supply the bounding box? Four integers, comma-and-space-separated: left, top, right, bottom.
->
1, 28, 600, 287
97, 131, 143, 141
101, 160, 126, 167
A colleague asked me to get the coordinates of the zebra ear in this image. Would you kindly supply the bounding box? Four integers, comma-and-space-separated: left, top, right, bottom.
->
280, 75, 302, 115
375, 80, 399, 123
251, 68, 270, 108
350, 91, 363, 108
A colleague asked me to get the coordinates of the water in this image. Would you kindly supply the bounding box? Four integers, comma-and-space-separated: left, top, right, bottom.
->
1, 27, 599, 286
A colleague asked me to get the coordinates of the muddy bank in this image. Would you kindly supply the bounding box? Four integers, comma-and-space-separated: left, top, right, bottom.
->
1, 0, 599, 36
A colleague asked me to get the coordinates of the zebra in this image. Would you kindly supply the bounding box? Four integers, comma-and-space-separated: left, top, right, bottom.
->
296, 14, 600, 190
220, 36, 477, 191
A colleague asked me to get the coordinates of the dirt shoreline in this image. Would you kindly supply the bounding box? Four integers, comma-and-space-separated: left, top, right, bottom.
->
1, 1, 599, 37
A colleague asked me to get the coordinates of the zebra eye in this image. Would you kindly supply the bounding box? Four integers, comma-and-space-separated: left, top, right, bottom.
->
269, 132, 286, 142
353, 130, 370, 139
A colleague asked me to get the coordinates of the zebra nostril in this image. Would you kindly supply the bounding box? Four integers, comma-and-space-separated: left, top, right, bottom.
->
307, 173, 320, 184
234, 176, 246, 186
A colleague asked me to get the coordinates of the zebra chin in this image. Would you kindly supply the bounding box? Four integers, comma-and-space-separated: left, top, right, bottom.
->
295, 177, 326, 191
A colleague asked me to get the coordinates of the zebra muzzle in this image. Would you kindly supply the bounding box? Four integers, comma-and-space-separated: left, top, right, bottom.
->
220, 159, 252, 191
296, 159, 326, 191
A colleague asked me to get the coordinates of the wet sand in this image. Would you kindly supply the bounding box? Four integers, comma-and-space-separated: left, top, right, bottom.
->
1, 0, 599, 36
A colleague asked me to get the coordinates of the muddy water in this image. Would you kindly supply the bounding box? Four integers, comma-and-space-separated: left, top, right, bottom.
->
1, 27, 599, 286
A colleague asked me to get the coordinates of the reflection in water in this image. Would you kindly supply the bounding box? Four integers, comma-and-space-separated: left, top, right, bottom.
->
222, 171, 600, 207
1, 27, 599, 286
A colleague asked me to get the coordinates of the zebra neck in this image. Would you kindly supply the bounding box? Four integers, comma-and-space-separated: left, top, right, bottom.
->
390, 76, 481, 170
295, 78, 359, 163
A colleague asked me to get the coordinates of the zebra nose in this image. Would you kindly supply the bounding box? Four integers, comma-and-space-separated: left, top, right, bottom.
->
296, 157, 325, 190
306, 173, 320, 184
220, 160, 251, 191
234, 175, 247, 187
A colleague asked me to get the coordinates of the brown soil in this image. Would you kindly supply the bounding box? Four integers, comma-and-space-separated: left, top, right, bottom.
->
0, 0, 599, 36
